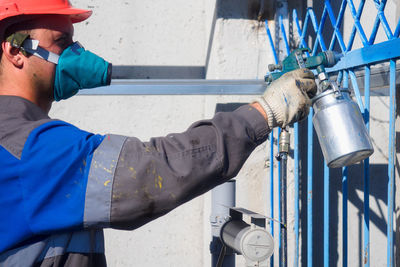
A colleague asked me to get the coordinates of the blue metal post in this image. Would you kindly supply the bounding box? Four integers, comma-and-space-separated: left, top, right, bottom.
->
270, 131, 275, 267
278, 14, 297, 267
363, 66, 371, 267
277, 127, 282, 267
294, 122, 299, 267
324, 163, 330, 267
293, 8, 314, 266
342, 71, 349, 267
265, 20, 278, 267
307, 110, 313, 267
387, 59, 396, 267
342, 167, 348, 267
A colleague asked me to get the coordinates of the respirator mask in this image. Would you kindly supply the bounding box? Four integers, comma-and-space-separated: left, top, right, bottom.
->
6, 32, 112, 101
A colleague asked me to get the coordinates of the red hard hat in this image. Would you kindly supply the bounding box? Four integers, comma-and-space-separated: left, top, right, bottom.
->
0, 0, 92, 23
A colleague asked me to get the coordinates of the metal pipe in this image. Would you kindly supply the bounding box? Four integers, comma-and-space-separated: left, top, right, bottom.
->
210, 181, 236, 267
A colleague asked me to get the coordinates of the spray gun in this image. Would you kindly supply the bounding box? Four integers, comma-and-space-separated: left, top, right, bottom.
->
265, 48, 342, 86
265, 48, 374, 168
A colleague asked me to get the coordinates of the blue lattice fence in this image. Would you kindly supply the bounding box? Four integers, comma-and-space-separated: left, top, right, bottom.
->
265, 0, 399, 266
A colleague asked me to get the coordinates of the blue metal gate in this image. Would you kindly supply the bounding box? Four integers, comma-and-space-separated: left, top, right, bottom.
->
265, 0, 399, 266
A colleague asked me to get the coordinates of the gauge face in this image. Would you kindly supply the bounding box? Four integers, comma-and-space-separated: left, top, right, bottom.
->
241, 228, 274, 262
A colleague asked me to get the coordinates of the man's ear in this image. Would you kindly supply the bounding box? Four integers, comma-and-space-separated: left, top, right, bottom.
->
1, 41, 24, 68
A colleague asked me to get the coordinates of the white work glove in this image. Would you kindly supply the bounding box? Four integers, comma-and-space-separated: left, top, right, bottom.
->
257, 68, 317, 128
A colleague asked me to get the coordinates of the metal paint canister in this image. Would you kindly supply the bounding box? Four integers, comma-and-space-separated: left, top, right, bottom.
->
312, 89, 374, 168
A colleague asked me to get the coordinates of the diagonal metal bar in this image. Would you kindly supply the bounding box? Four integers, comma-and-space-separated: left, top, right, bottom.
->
369, 0, 389, 44
346, 0, 368, 50
306, 8, 323, 55
326, 0, 347, 52
301, 8, 320, 44
300, 9, 311, 43
307, 8, 321, 36
293, 9, 308, 49
312, 5, 329, 54
377, 11, 394, 40
376, 0, 394, 40
279, 16, 291, 55
265, 21, 279, 64
395, 19, 400, 38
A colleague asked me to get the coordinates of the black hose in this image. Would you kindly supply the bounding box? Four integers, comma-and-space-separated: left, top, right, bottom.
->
216, 245, 227, 267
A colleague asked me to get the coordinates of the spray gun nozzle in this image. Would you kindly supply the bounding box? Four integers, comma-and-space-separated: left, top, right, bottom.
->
320, 50, 343, 67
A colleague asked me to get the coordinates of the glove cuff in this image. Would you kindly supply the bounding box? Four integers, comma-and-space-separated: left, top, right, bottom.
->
257, 98, 276, 129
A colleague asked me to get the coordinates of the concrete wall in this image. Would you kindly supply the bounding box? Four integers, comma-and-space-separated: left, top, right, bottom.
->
48, 0, 399, 266
55, 1, 274, 266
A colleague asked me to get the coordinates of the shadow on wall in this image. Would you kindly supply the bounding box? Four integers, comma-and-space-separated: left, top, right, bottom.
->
298, 116, 397, 267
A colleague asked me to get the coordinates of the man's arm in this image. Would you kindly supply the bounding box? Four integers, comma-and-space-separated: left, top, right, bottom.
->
250, 102, 268, 120
84, 104, 269, 230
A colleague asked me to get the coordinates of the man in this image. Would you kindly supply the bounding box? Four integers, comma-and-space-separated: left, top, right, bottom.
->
0, 0, 317, 266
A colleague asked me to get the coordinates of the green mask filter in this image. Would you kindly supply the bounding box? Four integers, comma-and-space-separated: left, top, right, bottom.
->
54, 42, 112, 101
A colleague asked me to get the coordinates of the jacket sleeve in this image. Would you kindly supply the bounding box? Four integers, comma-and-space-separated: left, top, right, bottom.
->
88, 104, 270, 230
20, 104, 269, 234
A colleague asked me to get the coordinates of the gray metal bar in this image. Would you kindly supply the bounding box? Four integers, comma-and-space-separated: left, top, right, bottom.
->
78, 79, 266, 95
77, 63, 400, 96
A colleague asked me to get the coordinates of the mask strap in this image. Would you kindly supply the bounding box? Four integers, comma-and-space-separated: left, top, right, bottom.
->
22, 39, 59, 64
6, 32, 30, 56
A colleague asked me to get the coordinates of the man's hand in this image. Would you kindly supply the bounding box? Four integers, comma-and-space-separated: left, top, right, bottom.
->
256, 68, 317, 128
